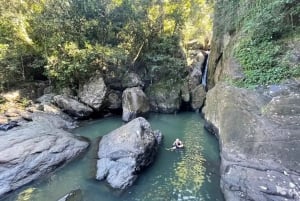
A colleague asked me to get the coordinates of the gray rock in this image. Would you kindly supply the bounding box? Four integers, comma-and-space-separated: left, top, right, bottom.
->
122, 73, 144, 88
146, 82, 181, 113
60, 88, 74, 97
36, 94, 73, 122
153, 130, 163, 145
36, 93, 56, 104
180, 80, 190, 102
96, 117, 160, 189
0, 121, 19, 131
122, 87, 150, 122
57, 189, 83, 201
103, 71, 123, 90
0, 113, 89, 197
191, 85, 206, 111
203, 82, 300, 201
106, 90, 122, 110
42, 103, 63, 114
54, 95, 93, 119
187, 51, 206, 90
78, 75, 107, 111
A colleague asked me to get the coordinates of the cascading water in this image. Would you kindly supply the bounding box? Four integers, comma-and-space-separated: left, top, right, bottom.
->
201, 51, 210, 87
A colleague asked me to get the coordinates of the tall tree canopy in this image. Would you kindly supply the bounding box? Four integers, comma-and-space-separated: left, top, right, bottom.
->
0, 0, 213, 90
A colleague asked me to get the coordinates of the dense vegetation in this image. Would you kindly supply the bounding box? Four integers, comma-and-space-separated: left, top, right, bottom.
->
213, 0, 300, 87
0, 0, 213, 91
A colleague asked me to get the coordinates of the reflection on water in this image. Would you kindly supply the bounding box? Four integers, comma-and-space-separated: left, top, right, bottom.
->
171, 120, 206, 200
1, 113, 224, 201
16, 188, 36, 201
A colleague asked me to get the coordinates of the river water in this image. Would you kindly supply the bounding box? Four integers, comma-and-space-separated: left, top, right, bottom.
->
1, 112, 224, 201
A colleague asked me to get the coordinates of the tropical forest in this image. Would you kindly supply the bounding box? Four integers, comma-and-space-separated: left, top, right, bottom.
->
0, 0, 299, 201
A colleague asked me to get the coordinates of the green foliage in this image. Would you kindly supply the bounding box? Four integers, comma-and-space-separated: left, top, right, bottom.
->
0, 0, 213, 90
0, 0, 46, 89
219, 0, 300, 87
46, 42, 127, 86
235, 40, 291, 86
144, 35, 187, 83
17, 97, 31, 108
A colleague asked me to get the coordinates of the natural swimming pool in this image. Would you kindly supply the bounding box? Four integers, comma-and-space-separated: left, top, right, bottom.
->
1, 112, 224, 201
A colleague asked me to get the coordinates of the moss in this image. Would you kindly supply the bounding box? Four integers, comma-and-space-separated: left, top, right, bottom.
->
148, 79, 183, 93
212, 0, 300, 88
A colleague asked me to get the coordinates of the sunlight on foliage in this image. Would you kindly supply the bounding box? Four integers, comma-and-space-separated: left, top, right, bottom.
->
0, 0, 214, 89
215, 0, 300, 87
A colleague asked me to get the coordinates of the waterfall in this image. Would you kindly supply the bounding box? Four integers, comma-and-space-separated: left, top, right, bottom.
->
201, 51, 210, 87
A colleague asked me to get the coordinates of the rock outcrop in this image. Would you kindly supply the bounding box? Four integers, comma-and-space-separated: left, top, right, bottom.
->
78, 75, 107, 111
106, 90, 122, 111
188, 50, 206, 89
203, 82, 300, 201
122, 72, 144, 89
191, 85, 206, 111
122, 87, 150, 122
0, 113, 89, 197
96, 117, 160, 189
146, 82, 181, 113
54, 95, 93, 119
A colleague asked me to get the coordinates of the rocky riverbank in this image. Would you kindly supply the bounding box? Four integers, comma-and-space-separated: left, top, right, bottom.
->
203, 81, 300, 201
0, 43, 209, 198
0, 112, 89, 197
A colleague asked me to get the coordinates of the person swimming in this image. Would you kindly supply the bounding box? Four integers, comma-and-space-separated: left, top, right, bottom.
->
170, 138, 184, 150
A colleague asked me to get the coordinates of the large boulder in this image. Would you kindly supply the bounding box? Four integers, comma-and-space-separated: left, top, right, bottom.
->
191, 85, 206, 111
0, 113, 89, 197
122, 72, 144, 89
78, 76, 107, 111
203, 82, 300, 201
122, 87, 150, 122
106, 90, 122, 111
146, 82, 181, 113
36, 93, 56, 104
96, 117, 161, 189
54, 95, 93, 119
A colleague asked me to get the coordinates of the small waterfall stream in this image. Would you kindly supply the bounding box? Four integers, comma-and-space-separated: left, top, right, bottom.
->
201, 51, 210, 87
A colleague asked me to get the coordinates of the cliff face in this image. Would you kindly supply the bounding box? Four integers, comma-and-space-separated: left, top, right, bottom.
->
207, 0, 300, 89
205, 1, 300, 200
204, 82, 300, 201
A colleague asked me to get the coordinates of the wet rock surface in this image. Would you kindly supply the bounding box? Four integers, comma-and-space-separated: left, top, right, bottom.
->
203, 81, 300, 201
0, 112, 89, 197
96, 117, 160, 189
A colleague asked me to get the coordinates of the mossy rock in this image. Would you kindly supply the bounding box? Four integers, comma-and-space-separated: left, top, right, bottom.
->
145, 81, 182, 113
